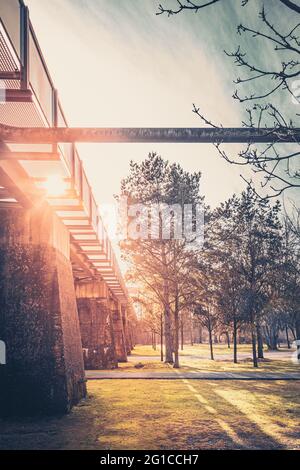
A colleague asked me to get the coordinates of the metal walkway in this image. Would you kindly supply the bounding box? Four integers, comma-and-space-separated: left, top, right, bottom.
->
0, 0, 129, 305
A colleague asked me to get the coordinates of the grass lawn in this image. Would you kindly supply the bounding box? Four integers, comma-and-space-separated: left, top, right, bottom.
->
132, 343, 294, 357
121, 344, 300, 374
131, 344, 258, 357
0, 380, 299, 450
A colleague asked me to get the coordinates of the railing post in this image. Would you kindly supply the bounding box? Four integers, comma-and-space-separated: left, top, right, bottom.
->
53, 89, 58, 127
20, 5, 29, 90
70, 143, 75, 191
89, 190, 92, 225
79, 159, 83, 200
53, 89, 58, 153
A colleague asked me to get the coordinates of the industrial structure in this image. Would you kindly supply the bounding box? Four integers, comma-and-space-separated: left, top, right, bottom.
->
0, 0, 135, 416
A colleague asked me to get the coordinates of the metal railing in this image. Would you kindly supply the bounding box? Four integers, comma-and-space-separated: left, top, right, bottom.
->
0, 0, 21, 57
29, 24, 54, 124
0, 0, 126, 296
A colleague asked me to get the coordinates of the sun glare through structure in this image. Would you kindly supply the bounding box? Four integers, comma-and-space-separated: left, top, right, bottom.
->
42, 175, 68, 197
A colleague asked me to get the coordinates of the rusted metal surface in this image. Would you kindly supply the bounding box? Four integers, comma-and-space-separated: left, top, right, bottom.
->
0, 124, 299, 144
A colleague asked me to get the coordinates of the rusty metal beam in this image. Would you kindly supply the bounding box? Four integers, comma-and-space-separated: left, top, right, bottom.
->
62, 216, 89, 220
0, 71, 21, 80
65, 224, 93, 230
75, 241, 102, 246
70, 244, 99, 279
79, 250, 105, 255
0, 152, 60, 161
0, 124, 299, 144
51, 205, 83, 211
4, 90, 33, 103
0, 160, 39, 208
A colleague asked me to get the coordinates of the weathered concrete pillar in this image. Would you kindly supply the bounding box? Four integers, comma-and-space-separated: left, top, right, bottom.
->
0, 205, 86, 416
110, 299, 127, 362
77, 297, 117, 370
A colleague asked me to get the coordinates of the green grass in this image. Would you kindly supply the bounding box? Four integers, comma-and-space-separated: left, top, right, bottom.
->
131, 345, 164, 357
0, 380, 299, 450
132, 343, 293, 357
0, 344, 298, 450
127, 344, 299, 374
131, 343, 256, 357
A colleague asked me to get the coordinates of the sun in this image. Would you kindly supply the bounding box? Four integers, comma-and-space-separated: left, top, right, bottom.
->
42, 175, 68, 197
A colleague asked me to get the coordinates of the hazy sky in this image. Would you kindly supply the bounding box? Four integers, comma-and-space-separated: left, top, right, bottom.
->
25, 0, 297, 212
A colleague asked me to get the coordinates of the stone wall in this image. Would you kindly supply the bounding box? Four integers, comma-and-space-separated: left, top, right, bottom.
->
77, 298, 117, 369
0, 207, 86, 416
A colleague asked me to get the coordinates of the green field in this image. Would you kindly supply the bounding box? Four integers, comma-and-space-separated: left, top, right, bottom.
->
0, 344, 299, 450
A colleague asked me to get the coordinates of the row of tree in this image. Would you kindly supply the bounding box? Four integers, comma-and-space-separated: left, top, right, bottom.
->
120, 153, 300, 368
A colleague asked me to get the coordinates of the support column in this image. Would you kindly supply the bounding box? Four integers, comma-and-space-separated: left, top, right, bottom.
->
77, 297, 117, 370
110, 299, 127, 362
0, 205, 86, 416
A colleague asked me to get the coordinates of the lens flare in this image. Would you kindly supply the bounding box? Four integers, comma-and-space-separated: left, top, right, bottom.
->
42, 175, 68, 197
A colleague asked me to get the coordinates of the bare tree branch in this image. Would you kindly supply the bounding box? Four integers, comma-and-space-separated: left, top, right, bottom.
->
156, 0, 222, 16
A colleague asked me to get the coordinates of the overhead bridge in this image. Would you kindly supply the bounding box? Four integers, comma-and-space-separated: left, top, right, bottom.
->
1, 1, 296, 417
0, 0, 135, 416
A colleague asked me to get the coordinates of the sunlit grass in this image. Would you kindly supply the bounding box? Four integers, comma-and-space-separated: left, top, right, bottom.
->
131, 345, 164, 357
127, 344, 299, 374
132, 343, 294, 357
0, 380, 299, 450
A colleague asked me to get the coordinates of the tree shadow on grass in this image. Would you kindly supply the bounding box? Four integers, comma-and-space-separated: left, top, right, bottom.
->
191, 380, 300, 449
0, 380, 298, 450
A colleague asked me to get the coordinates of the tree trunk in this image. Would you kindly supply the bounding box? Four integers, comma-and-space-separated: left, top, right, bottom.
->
152, 332, 156, 350
160, 313, 164, 362
163, 282, 173, 363
164, 306, 173, 363
208, 320, 214, 361
226, 331, 231, 349
233, 318, 238, 364
251, 322, 258, 368
295, 317, 300, 362
173, 295, 180, 368
256, 323, 264, 359
289, 326, 297, 340
162, 244, 173, 364
180, 319, 184, 351
198, 325, 202, 344
265, 326, 279, 351
190, 312, 194, 346
285, 325, 291, 349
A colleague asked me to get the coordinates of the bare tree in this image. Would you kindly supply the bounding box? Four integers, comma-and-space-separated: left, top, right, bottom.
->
157, 0, 300, 198
157, 0, 300, 16
119, 153, 203, 366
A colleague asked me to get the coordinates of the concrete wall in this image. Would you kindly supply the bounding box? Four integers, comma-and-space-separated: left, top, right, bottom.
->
77, 298, 117, 369
0, 206, 86, 416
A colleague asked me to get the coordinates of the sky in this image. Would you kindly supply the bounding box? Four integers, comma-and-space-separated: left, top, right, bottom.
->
24, 0, 299, 215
